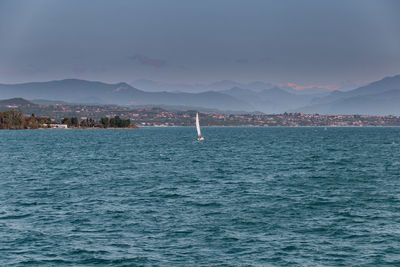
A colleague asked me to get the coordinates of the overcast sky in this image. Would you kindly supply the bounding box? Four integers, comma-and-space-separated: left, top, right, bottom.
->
0, 0, 399, 89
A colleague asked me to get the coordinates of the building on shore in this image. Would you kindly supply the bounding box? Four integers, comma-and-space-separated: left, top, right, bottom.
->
43, 124, 68, 129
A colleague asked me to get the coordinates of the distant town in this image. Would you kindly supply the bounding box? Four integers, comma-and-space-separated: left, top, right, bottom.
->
1, 98, 400, 128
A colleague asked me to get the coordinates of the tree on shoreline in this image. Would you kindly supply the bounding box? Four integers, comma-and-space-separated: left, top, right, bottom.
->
0, 110, 44, 129
109, 116, 130, 128
100, 117, 110, 128
0, 110, 137, 129
60, 116, 134, 128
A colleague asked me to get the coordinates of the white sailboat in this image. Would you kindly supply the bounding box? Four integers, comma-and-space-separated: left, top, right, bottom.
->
196, 112, 204, 141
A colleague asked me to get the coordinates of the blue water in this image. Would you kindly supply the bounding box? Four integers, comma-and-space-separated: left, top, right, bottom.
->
1, 127, 400, 266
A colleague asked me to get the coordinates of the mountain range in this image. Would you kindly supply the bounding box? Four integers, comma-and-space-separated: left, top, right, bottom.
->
130, 79, 276, 93
0, 79, 251, 111
295, 75, 400, 115
1, 74, 400, 114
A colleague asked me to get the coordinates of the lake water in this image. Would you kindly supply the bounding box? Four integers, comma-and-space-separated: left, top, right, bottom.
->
1, 127, 400, 266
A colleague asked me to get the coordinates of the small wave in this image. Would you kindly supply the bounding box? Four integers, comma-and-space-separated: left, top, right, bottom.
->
221, 236, 240, 242
0, 214, 31, 220
70, 218, 91, 224
80, 256, 151, 265
162, 193, 187, 199
169, 229, 195, 236
111, 243, 131, 248
188, 201, 223, 208
69, 248, 110, 255
204, 211, 223, 216
20, 259, 73, 265
281, 245, 297, 251
16, 201, 43, 206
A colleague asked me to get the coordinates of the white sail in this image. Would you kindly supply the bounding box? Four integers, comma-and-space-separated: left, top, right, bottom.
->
196, 112, 201, 137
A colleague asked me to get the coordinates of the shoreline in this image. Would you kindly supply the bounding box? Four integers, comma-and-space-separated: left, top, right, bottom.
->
3, 125, 400, 130
140, 125, 400, 128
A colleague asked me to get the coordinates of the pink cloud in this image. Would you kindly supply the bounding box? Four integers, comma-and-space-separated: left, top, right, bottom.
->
73, 66, 86, 74
280, 82, 339, 91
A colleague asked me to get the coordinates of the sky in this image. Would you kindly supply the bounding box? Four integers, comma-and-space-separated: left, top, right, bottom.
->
0, 0, 399, 90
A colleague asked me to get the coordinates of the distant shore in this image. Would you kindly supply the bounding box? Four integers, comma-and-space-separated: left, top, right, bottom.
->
35, 127, 138, 130
2, 108, 400, 129
140, 125, 400, 128
37, 125, 139, 130
0, 110, 138, 130
4, 125, 400, 130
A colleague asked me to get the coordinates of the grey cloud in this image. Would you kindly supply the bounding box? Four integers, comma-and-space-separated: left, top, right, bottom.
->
130, 55, 167, 68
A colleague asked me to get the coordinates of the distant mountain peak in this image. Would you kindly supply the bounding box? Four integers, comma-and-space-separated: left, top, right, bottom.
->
377, 73, 400, 82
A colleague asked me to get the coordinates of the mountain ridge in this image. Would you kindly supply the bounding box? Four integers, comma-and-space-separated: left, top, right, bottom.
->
2, 74, 400, 115
294, 74, 400, 115
0, 79, 253, 111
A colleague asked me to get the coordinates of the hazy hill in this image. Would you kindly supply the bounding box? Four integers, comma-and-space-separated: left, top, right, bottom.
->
2, 75, 399, 114
31, 99, 72, 105
132, 90, 253, 111
0, 79, 133, 104
222, 86, 314, 113
0, 98, 35, 106
280, 86, 332, 96
345, 75, 400, 97
0, 79, 253, 111
295, 74, 400, 115
0, 79, 337, 114
0, 98, 37, 112
130, 79, 275, 92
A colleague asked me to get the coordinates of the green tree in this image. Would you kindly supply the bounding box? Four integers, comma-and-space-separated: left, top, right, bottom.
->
100, 117, 110, 128
80, 119, 88, 127
61, 118, 70, 125
71, 117, 79, 127
0, 110, 25, 129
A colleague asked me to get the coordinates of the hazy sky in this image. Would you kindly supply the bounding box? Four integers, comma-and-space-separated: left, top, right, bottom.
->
0, 0, 399, 89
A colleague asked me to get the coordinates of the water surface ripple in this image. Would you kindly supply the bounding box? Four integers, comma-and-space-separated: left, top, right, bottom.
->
1, 127, 400, 266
